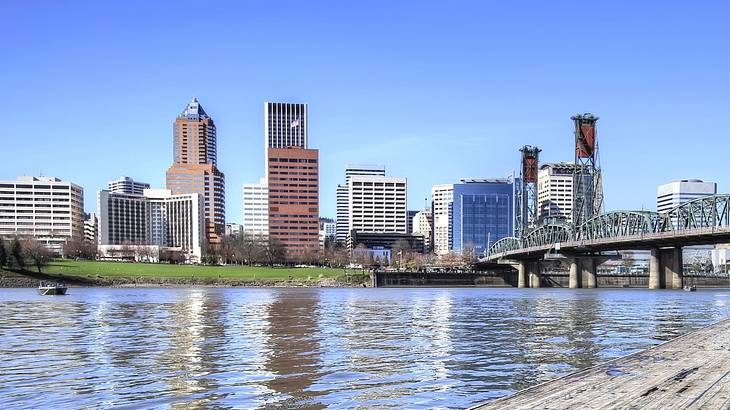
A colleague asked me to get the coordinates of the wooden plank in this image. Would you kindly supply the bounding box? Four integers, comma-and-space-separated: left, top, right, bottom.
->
472, 318, 730, 410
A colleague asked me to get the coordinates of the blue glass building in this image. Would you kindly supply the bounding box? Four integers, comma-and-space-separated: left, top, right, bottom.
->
451, 179, 515, 256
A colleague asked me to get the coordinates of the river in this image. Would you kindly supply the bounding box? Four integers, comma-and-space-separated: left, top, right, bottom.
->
1, 287, 729, 409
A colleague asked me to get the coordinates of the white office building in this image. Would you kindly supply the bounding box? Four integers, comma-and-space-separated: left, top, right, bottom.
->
319, 221, 336, 248
0, 176, 84, 252
657, 179, 717, 213
97, 189, 203, 262
242, 178, 269, 237
336, 164, 386, 242
432, 184, 454, 255
537, 163, 577, 222
225, 223, 243, 237
412, 209, 433, 251
84, 213, 98, 244
108, 176, 150, 195
349, 175, 407, 235
264, 102, 307, 177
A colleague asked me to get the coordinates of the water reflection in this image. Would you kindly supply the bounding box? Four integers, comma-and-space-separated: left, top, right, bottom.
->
0, 287, 728, 409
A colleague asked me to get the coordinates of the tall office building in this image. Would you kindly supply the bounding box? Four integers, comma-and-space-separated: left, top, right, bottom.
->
537, 163, 577, 222
349, 175, 407, 235
97, 188, 203, 261
452, 179, 515, 256
264, 102, 307, 176
657, 179, 717, 213
242, 178, 269, 236
166, 98, 225, 245
336, 164, 386, 242
431, 184, 454, 255
0, 176, 84, 252
267, 147, 320, 253
108, 176, 150, 195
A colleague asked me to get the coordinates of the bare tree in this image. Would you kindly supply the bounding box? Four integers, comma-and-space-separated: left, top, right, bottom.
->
262, 237, 286, 267
22, 239, 51, 273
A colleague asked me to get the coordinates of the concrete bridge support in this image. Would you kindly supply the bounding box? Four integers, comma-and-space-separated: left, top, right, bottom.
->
582, 258, 597, 288
529, 261, 541, 288
649, 247, 684, 289
569, 259, 581, 289
649, 249, 662, 289
517, 262, 527, 288
666, 247, 683, 289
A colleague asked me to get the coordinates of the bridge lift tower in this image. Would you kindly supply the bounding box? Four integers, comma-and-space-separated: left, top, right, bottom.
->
571, 113, 603, 225
517, 145, 541, 237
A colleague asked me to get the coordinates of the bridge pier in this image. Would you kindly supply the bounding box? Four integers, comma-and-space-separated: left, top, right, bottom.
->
569, 259, 581, 288
649, 249, 662, 289
582, 258, 597, 288
517, 262, 527, 288
529, 261, 540, 288
667, 247, 683, 289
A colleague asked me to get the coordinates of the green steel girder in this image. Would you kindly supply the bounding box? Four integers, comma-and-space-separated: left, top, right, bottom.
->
487, 194, 730, 257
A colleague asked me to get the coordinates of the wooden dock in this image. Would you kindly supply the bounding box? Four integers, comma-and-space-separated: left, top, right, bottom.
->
473, 318, 730, 409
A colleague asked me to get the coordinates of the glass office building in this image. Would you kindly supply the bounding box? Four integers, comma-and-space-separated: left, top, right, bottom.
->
452, 179, 515, 256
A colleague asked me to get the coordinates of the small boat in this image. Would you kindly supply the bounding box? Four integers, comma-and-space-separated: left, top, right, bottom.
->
683, 284, 697, 292
38, 282, 68, 296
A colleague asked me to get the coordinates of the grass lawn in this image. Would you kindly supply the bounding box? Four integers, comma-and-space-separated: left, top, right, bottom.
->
42, 260, 360, 281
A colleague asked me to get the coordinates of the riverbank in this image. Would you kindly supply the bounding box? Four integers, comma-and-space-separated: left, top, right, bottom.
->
473, 317, 730, 409
0, 260, 371, 288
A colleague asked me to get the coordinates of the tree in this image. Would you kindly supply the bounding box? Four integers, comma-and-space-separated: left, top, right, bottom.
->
219, 235, 239, 265
0, 240, 7, 267
10, 237, 24, 270
262, 237, 286, 267
22, 239, 51, 273
239, 233, 263, 265
461, 245, 478, 269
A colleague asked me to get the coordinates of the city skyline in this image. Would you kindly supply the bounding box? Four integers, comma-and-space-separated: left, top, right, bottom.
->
3, 2, 729, 221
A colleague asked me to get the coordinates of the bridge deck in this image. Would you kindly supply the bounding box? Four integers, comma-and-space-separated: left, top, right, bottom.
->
473, 318, 730, 409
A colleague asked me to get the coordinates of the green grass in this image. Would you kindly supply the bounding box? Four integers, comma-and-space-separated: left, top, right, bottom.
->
42, 259, 360, 281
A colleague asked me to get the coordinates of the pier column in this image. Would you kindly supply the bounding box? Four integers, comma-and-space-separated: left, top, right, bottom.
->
583, 258, 597, 288
517, 261, 527, 288
649, 248, 663, 289
529, 261, 541, 288
669, 247, 683, 289
569, 259, 581, 288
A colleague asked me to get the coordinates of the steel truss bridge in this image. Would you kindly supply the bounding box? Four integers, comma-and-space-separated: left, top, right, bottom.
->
487, 194, 730, 261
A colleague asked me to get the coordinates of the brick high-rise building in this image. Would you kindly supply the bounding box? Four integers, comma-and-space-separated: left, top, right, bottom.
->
166, 98, 225, 245
267, 147, 319, 253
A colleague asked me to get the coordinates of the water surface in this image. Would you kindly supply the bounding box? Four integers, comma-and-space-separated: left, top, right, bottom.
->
1, 287, 729, 409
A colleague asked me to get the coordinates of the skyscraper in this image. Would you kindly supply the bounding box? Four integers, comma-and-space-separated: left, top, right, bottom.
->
267, 147, 319, 253
166, 98, 225, 245
657, 179, 716, 213
348, 175, 407, 235
243, 178, 269, 237
431, 184, 454, 255
336, 164, 386, 242
264, 102, 307, 177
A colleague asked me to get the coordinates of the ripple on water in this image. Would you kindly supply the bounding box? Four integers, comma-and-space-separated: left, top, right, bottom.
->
0, 287, 728, 409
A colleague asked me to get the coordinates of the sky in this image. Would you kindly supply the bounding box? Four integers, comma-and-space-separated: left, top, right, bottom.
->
2, 1, 729, 220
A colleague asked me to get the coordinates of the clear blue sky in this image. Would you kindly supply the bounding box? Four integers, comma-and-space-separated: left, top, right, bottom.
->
2, 1, 729, 220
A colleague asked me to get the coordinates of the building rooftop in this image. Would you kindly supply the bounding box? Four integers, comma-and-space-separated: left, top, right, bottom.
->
179, 98, 209, 119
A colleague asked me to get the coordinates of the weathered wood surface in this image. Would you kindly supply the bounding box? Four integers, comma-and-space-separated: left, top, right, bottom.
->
474, 318, 730, 409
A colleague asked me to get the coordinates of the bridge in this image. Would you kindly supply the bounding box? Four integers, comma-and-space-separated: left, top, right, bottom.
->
486, 194, 730, 289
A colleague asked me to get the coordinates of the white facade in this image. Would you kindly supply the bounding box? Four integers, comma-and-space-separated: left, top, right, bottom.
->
84, 213, 98, 244
0, 176, 84, 252
349, 175, 407, 235
107, 176, 150, 195
242, 179, 269, 237
657, 179, 717, 213
225, 223, 243, 237
319, 223, 335, 249
537, 163, 576, 222
412, 209, 433, 251
97, 189, 203, 262
431, 184, 453, 255
336, 164, 386, 242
